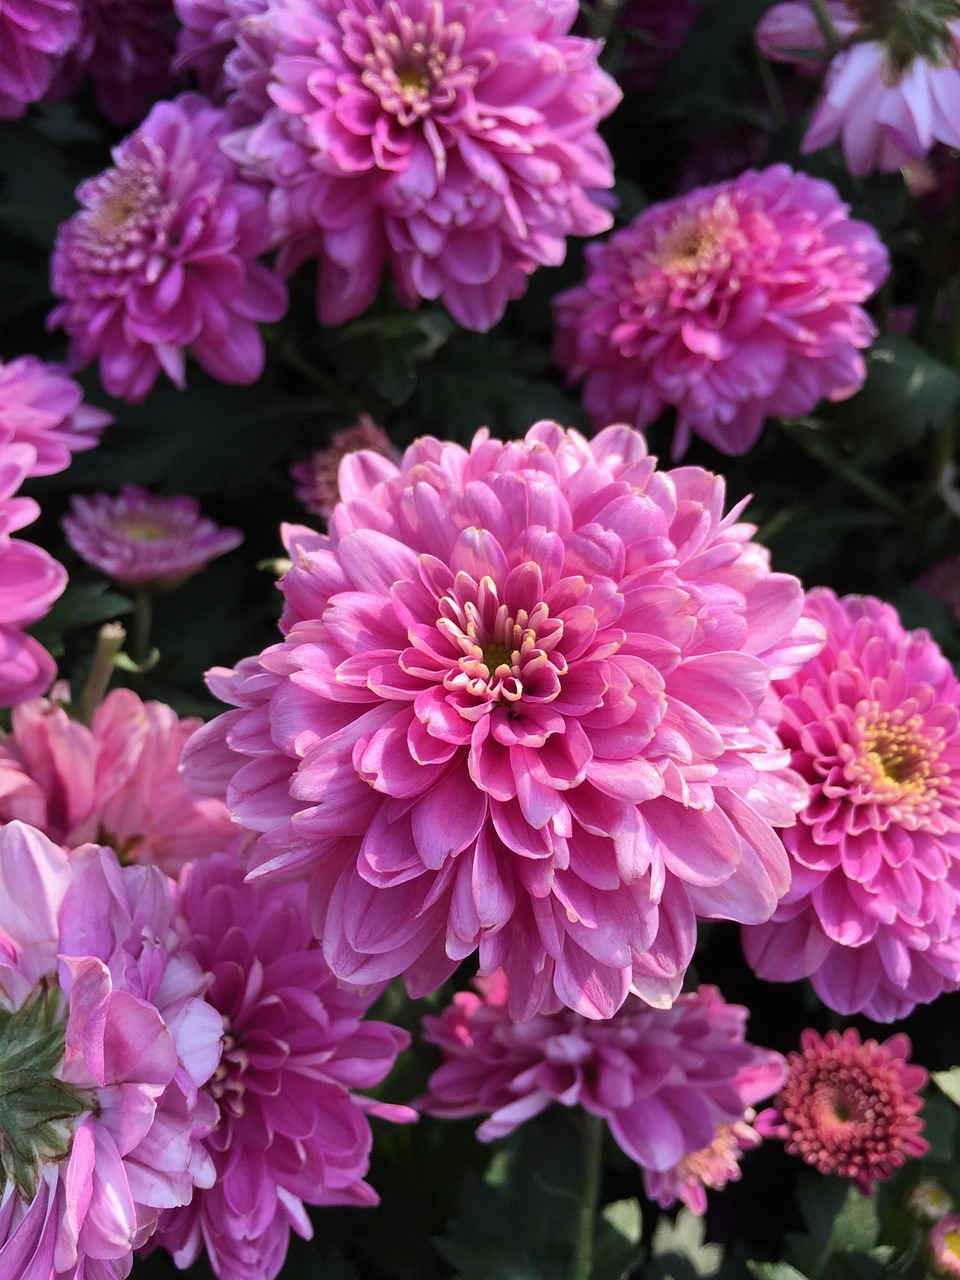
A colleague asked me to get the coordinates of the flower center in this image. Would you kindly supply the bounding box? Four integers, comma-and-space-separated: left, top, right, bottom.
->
119, 519, 167, 543
945, 1230, 960, 1258
851, 0, 960, 74
353, 7, 470, 126
0, 981, 90, 1201
845, 705, 944, 812
654, 215, 720, 269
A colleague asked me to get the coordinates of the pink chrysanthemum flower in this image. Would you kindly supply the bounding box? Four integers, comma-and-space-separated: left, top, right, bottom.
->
0, 686, 238, 876
290, 416, 398, 521
174, 0, 269, 100
552, 165, 888, 458
50, 0, 177, 126
757, 1, 960, 175
49, 93, 288, 403
418, 974, 784, 1183
930, 1215, 960, 1277
223, 0, 621, 331
0, 355, 111, 478
642, 1056, 785, 1214
743, 588, 960, 1021
62, 484, 243, 589
0, 821, 223, 1275
0, 443, 67, 708
0, 0, 80, 120
156, 850, 414, 1280
183, 421, 823, 1021
756, 1028, 928, 1195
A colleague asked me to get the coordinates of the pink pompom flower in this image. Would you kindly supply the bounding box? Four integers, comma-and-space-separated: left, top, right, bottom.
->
49, 92, 288, 403
183, 421, 823, 1021
757, 1, 960, 176
62, 484, 243, 589
156, 850, 414, 1280
743, 588, 960, 1021
0, 0, 80, 120
0, 686, 238, 876
553, 165, 888, 458
0, 821, 223, 1275
419, 974, 785, 1191
0, 443, 67, 708
290, 416, 398, 521
223, 0, 621, 331
0, 355, 111, 478
756, 1027, 928, 1195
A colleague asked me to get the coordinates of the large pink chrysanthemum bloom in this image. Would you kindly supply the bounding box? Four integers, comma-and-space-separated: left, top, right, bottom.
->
174, 0, 269, 100
419, 973, 785, 1187
757, 1, 960, 175
756, 1027, 928, 1194
183, 420, 823, 1021
0, 443, 67, 708
552, 165, 888, 458
0, 687, 238, 877
743, 588, 960, 1021
0, 821, 223, 1277
155, 850, 414, 1280
49, 0, 177, 126
0, 0, 80, 120
49, 93, 288, 404
0, 355, 112, 478
62, 485, 243, 589
221, 0, 621, 331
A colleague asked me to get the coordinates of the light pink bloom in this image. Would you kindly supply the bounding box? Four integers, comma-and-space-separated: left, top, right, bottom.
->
173, 0, 269, 100
758, 1, 960, 175
553, 165, 888, 458
0, 443, 67, 707
419, 974, 784, 1182
49, 93, 288, 403
290, 416, 398, 521
0, 687, 238, 876
743, 588, 960, 1021
930, 1215, 960, 1277
156, 850, 414, 1280
224, 0, 621, 330
183, 421, 823, 1020
62, 485, 243, 589
756, 1027, 928, 1195
0, 355, 111, 477
50, 0, 176, 126
0, 821, 223, 1277
0, 0, 80, 120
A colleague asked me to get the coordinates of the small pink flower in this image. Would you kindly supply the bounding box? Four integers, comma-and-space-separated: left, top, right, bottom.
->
49, 92, 288, 403
553, 165, 888, 457
419, 975, 784, 1184
0, 0, 80, 120
0, 443, 67, 707
156, 850, 414, 1280
0, 686, 238, 876
743, 589, 960, 1021
63, 484, 243, 589
290, 416, 398, 520
758, 1, 960, 175
930, 1215, 960, 1277
224, 0, 621, 330
184, 421, 823, 1021
0, 354, 111, 477
0, 821, 223, 1276
757, 1027, 928, 1195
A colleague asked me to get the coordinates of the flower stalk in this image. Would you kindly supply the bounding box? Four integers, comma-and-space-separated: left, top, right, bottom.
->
571, 1112, 605, 1280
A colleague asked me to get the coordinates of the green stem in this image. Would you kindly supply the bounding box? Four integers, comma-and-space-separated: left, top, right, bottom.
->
807, 0, 842, 55
570, 1113, 605, 1280
77, 622, 126, 726
132, 589, 153, 669
780, 420, 908, 517
755, 46, 788, 128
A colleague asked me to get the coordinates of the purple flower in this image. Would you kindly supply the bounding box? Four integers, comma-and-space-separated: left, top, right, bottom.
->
553, 165, 888, 458
0, 355, 111, 478
290, 416, 398, 521
183, 421, 823, 1021
743, 589, 960, 1021
0, 0, 80, 120
62, 484, 243, 589
0, 821, 223, 1276
156, 850, 414, 1280
223, 0, 621, 330
49, 92, 288, 403
174, 0, 269, 100
419, 973, 785, 1187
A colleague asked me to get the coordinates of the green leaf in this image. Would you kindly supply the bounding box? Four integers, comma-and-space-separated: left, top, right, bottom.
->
645, 1209, 723, 1280
932, 1068, 960, 1108
787, 1177, 879, 1279
592, 1199, 644, 1280
31, 582, 134, 647
747, 1264, 810, 1280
